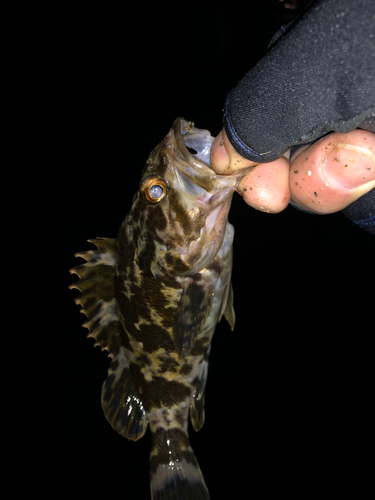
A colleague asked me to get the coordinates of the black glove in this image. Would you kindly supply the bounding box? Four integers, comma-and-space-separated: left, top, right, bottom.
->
223, 0, 374, 233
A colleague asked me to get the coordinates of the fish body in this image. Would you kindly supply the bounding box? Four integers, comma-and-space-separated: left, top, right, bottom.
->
71, 118, 242, 499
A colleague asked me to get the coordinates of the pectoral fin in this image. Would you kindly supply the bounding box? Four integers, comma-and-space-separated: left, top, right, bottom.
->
222, 283, 235, 331
173, 280, 214, 359
190, 356, 209, 432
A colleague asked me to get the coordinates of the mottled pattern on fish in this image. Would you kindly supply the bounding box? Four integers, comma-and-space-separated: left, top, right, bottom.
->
70, 118, 242, 499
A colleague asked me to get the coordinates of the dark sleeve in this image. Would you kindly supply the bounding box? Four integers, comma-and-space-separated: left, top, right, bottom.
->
342, 188, 375, 234
223, 0, 375, 163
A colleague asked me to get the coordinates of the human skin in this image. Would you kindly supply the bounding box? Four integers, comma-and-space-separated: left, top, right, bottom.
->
210, 128, 375, 214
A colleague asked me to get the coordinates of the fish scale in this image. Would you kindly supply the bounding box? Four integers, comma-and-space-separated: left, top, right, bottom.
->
70, 118, 244, 499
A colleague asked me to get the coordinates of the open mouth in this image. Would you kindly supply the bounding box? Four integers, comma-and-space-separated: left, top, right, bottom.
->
173, 118, 239, 196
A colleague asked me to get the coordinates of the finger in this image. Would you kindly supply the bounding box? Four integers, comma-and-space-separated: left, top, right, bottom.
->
210, 129, 258, 174
237, 157, 291, 213
290, 130, 375, 214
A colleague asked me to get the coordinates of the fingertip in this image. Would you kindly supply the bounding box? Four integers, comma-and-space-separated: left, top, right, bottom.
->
237, 157, 291, 213
210, 128, 257, 174
210, 130, 230, 174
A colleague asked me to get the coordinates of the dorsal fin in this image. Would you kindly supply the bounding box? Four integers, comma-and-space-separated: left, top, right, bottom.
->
70, 238, 121, 354
101, 347, 148, 441
70, 238, 148, 440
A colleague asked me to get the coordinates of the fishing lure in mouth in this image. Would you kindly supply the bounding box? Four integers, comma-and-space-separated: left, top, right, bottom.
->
70, 118, 243, 499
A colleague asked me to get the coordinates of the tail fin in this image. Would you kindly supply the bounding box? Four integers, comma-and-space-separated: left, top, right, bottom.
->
150, 446, 210, 500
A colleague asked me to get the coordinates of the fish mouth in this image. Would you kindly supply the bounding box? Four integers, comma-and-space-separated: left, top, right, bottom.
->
173, 118, 216, 189
168, 118, 239, 275
173, 118, 238, 195
171, 118, 240, 213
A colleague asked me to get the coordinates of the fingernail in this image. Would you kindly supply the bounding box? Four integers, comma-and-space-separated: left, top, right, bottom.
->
210, 130, 230, 174
324, 143, 375, 190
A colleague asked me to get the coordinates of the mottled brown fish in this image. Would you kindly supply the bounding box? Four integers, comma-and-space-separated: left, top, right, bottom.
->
70, 118, 243, 500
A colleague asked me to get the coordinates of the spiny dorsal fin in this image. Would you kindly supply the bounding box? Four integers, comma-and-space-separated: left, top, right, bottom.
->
70, 238, 121, 354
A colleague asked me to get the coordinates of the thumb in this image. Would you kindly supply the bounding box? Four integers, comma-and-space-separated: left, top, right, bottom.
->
210, 129, 258, 174
290, 130, 375, 214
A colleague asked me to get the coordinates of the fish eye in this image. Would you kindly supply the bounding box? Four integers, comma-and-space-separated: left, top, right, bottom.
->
141, 177, 167, 204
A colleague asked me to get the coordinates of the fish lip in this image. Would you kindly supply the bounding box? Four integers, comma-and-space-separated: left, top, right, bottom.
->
172, 117, 241, 196
173, 118, 216, 177
172, 117, 243, 216
166, 119, 238, 275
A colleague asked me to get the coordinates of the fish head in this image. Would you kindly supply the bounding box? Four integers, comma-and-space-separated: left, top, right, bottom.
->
123, 118, 245, 277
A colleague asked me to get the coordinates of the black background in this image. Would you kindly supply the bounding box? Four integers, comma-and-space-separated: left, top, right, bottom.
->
60, 1, 373, 497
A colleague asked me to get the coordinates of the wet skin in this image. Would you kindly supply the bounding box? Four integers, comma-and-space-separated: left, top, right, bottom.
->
210, 128, 375, 214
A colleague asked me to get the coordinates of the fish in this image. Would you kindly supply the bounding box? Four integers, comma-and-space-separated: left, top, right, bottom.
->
70, 118, 244, 499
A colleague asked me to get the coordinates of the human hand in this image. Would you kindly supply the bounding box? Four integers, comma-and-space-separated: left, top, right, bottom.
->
210, 128, 375, 215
